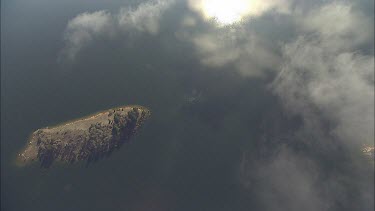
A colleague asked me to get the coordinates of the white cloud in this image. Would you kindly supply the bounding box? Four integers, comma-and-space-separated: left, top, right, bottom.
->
118, 0, 173, 35
60, 0, 174, 61
61, 10, 114, 61
272, 2, 374, 147
178, 1, 374, 147
178, 24, 282, 77
300, 2, 373, 51
178, 0, 298, 77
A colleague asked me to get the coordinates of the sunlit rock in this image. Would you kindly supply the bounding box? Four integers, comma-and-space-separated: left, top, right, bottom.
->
16, 105, 151, 168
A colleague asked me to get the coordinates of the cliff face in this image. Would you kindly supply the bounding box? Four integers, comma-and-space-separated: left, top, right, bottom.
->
17, 106, 151, 168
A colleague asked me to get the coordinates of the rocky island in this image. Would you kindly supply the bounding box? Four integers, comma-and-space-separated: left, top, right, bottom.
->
16, 105, 151, 168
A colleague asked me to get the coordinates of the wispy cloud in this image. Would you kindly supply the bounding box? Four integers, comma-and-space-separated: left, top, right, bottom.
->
176, 21, 284, 77
117, 0, 173, 35
60, 10, 114, 61
272, 2, 374, 148
300, 2, 373, 50
255, 147, 327, 211
180, 0, 374, 148
60, 0, 174, 61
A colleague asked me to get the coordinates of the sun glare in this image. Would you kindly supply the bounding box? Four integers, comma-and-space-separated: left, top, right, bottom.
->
192, 0, 252, 25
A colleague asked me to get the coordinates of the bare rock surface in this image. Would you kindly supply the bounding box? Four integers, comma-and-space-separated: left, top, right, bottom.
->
16, 105, 151, 168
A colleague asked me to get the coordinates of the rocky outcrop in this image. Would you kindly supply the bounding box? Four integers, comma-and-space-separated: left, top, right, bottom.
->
17, 106, 151, 168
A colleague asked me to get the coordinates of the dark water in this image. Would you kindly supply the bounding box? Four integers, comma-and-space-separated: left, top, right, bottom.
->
2, 1, 374, 211
1, 1, 271, 210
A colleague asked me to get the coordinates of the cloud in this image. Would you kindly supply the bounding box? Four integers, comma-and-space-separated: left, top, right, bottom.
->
272, 1, 374, 147
300, 2, 373, 51
273, 38, 374, 147
118, 0, 173, 35
240, 143, 374, 211
60, 10, 114, 61
255, 148, 327, 211
188, 0, 291, 25
178, 0, 296, 77
178, 0, 374, 149
60, 0, 174, 61
176, 22, 283, 77
233, 2, 374, 209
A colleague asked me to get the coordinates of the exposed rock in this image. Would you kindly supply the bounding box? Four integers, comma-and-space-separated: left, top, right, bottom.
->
16, 105, 151, 168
